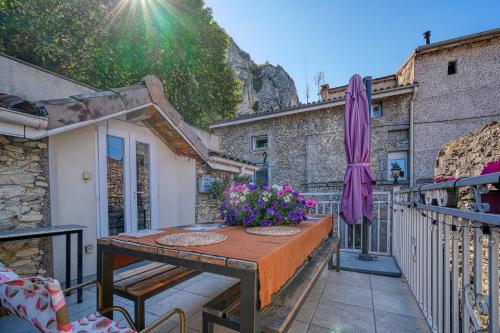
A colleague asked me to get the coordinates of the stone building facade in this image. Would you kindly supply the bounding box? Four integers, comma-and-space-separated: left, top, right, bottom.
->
212, 28, 500, 191
212, 78, 413, 193
398, 29, 500, 183
0, 135, 52, 276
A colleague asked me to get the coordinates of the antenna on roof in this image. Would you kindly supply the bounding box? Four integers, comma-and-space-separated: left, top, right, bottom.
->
304, 51, 310, 103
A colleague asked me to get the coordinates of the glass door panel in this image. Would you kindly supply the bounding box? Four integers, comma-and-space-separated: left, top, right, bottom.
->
106, 135, 126, 235
135, 142, 151, 230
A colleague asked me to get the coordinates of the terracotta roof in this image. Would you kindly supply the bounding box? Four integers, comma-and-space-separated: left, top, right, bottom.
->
0, 93, 47, 117
210, 82, 416, 127
209, 150, 257, 166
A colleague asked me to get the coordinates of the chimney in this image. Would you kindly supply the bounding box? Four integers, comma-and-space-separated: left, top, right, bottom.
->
423, 31, 431, 45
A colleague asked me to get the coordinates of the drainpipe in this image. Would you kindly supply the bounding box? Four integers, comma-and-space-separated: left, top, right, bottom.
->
409, 85, 418, 187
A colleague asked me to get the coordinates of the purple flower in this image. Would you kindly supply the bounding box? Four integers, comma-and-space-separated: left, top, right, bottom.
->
258, 199, 266, 208
249, 183, 258, 191
261, 219, 272, 227
266, 208, 275, 216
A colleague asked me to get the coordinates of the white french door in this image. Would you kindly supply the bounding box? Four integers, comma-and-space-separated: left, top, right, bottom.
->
97, 123, 158, 237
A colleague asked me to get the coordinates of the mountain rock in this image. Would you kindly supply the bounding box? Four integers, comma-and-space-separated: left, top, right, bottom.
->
227, 39, 299, 115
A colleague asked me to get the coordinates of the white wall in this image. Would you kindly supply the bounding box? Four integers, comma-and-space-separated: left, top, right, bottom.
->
49, 118, 197, 281
49, 125, 98, 281
0, 53, 95, 101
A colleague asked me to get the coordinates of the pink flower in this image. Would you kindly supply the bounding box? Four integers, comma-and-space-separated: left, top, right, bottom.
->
305, 199, 317, 208
230, 197, 238, 205
283, 184, 293, 192
277, 189, 284, 197
481, 161, 500, 175
434, 177, 457, 183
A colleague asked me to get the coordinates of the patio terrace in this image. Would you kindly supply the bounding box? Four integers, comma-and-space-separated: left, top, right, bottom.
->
0, 268, 429, 333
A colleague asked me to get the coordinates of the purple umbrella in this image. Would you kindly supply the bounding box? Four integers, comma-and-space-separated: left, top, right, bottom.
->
340, 74, 376, 225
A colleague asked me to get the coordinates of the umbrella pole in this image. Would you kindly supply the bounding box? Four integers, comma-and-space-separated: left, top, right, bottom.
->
359, 76, 373, 261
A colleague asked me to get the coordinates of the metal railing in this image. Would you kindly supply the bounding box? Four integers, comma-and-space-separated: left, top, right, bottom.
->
393, 172, 500, 333
301, 191, 392, 255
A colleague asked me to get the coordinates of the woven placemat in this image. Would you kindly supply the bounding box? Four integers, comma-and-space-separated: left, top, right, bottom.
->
246, 226, 300, 236
156, 232, 227, 247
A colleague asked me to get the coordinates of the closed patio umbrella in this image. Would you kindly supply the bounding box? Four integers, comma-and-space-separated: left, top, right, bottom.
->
340, 74, 376, 258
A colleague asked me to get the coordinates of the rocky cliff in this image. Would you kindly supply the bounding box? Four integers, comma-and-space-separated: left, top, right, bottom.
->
227, 39, 299, 115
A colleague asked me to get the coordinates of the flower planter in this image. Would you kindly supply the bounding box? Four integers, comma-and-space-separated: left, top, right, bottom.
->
481, 190, 500, 214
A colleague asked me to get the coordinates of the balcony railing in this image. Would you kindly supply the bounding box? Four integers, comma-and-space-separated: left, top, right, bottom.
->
301, 191, 392, 255
393, 172, 500, 333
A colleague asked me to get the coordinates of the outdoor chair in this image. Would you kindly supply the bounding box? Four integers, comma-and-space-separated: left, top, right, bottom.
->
0, 261, 185, 333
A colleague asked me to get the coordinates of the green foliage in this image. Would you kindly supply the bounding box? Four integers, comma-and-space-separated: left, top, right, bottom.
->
252, 101, 259, 112
0, 0, 241, 128
252, 76, 263, 92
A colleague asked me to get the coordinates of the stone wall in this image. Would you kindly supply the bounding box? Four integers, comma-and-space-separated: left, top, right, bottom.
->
195, 161, 248, 223
214, 93, 411, 193
0, 135, 51, 276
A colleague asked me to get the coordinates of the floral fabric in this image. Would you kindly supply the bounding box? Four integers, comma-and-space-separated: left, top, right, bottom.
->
0, 275, 72, 333
0, 261, 136, 333
71, 312, 135, 333
0, 261, 20, 283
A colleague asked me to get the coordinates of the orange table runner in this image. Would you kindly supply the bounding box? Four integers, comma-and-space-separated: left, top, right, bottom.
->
111, 215, 332, 308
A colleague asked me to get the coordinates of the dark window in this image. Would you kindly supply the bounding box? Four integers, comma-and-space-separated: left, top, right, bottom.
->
253, 135, 268, 150
448, 61, 457, 75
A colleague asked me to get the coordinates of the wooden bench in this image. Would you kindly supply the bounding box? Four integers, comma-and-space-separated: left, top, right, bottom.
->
202, 237, 340, 333
112, 259, 200, 330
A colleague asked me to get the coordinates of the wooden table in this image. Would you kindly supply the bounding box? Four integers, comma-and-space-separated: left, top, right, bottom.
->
0, 224, 85, 303
97, 216, 333, 333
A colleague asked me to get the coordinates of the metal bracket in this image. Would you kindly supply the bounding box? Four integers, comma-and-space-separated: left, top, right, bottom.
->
470, 185, 490, 213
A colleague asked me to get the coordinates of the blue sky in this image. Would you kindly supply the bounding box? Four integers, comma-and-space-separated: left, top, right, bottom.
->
205, 0, 500, 102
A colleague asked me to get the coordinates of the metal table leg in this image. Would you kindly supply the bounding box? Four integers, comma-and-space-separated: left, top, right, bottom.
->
239, 270, 260, 333
97, 246, 114, 318
77, 230, 83, 303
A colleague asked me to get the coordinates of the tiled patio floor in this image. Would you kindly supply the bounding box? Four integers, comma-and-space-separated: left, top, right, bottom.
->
0, 269, 430, 333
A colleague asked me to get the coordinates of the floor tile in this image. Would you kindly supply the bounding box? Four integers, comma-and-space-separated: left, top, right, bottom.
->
372, 289, 423, 318
327, 270, 371, 289
182, 276, 235, 298
375, 310, 430, 333
310, 301, 376, 333
148, 290, 210, 318
146, 287, 181, 306
369, 274, 411, 294
321, 283, 373, 309
296, 297, 320, 323
288, 320, 310, 333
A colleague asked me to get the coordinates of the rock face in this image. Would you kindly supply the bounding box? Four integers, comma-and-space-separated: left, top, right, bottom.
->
227, 39, 299, 115
434, 121, 500, 179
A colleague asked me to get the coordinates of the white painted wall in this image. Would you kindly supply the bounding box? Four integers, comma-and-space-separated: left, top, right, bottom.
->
0, 53, 95, 101
49, 118, 197, 281
49, 125, 98, 281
